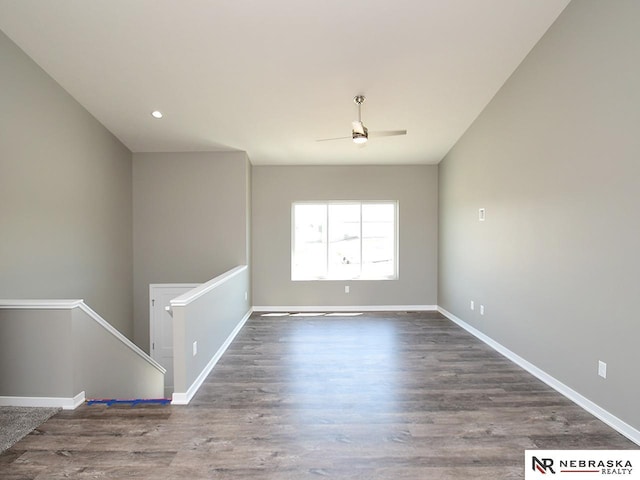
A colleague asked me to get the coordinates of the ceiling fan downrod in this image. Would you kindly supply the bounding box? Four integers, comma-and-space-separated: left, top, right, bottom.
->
354, 95, 366, 123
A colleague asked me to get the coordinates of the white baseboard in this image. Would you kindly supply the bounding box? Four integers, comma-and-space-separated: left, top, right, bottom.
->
437, 306, 640, 446
0, 391, 85, 410
172, 309, 252, 405
252, 305, 437, 313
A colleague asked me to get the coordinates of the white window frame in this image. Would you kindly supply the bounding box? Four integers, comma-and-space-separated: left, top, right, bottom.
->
291, 201, 399, 281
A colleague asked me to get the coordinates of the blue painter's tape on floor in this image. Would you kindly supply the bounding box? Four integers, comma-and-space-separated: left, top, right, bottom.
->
87, 398, 171, 407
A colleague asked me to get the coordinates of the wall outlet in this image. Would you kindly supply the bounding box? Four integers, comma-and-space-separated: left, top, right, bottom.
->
480, 305, 485, 315
345, 285, 350, 294
470, 300, 475, 311
193, 341, 198, 357
479, 208, 486, 221
598, 360, 607, 379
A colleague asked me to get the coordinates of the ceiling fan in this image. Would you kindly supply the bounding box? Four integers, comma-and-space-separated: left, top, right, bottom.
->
316, 95, 407, 144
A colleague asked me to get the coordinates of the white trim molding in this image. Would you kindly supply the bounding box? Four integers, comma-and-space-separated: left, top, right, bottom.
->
172, 309, 252, 405
171, 265, 247, 307
0, 299, 84, 309
253, 305, 437, 313
0, 391, 85, 410
149, 283, 201, 290
437, 306, 640, 446
77, 303, 166, 374
0, 299, 165, 375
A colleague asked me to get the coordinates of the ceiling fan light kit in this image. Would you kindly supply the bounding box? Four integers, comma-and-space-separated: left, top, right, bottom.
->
352, 95, 368, 144
351, 118, 368, 144
353, 134, 368, 144
316, 95, 406, 145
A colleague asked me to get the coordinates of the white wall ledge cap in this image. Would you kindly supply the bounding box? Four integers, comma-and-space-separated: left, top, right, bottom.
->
0, 299, 84, 309
170, 265, 247, 307
0, 299, 165, 374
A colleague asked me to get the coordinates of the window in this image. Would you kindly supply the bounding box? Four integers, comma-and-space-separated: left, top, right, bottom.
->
292, 202, 398, 280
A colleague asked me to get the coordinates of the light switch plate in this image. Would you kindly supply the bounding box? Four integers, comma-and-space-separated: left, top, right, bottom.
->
598, 360, 607, 378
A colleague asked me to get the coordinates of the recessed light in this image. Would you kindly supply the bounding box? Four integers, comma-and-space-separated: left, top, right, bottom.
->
151, 110, 163, 119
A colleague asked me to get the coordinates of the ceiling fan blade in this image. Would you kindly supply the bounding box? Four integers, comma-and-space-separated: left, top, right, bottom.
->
316, 136, 352, 142
369, 129, 407, 137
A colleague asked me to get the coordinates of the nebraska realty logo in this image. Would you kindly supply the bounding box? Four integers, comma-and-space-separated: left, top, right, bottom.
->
525, 451, 640, 479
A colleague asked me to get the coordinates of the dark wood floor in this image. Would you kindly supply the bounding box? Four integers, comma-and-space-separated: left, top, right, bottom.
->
0, 311, 635, 479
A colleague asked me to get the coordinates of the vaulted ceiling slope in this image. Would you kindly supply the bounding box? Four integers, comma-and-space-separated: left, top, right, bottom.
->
0, 0, 570, 165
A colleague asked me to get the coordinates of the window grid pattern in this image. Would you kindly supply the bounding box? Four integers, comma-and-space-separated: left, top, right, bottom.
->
292, 201, 397, 281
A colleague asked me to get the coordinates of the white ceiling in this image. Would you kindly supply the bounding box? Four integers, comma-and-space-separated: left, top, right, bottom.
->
0, 0, 570, 165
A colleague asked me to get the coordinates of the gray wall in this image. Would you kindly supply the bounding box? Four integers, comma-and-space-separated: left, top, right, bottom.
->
133, 151, 251, 351
438, 0, 640, 430
71, 307, 164, 399
0, 309, 74, 397
0, 306, 163, 400
252, 165, 438, 307
172, 266, 251, 397
0, 31, 133, 336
